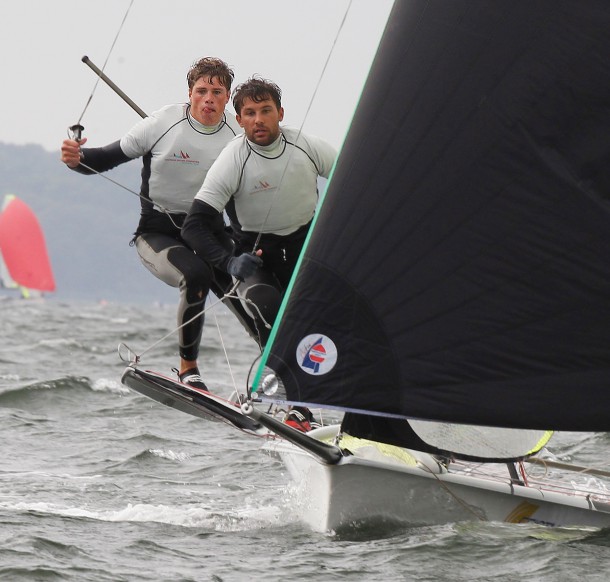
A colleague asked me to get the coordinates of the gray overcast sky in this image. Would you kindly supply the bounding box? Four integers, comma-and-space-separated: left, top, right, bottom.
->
2, 1, 393, 153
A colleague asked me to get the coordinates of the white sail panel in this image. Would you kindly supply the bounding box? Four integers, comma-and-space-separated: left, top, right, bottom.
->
409, 420, 552, 460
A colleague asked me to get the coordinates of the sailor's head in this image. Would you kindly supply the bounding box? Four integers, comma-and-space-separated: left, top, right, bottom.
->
187, 57, 234, 126
233, 77, 284, 146
187, 57, 234, 92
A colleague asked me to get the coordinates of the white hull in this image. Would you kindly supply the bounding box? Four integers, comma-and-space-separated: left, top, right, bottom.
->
265, 425, 610, 533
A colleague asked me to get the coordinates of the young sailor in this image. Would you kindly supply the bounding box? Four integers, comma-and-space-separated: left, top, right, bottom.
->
60, 57, 239, 389
182, 76, 337, 430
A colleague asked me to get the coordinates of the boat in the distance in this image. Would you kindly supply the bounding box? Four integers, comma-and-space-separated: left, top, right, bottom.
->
0, 194, 55, 298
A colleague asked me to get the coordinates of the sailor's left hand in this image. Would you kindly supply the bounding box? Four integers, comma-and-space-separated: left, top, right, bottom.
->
227, 250, 263, 281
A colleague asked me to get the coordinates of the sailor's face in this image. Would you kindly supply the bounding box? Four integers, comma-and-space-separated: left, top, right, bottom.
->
189, 76, 230, 126
236, 97, 284, 146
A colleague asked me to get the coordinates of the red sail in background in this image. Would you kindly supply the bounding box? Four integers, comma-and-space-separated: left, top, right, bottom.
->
0, 195, 55, 292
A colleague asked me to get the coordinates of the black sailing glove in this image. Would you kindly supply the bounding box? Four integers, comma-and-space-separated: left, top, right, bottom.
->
227, 253, 263, 281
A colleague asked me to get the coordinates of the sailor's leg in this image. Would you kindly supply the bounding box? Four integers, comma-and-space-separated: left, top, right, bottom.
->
236, 269, 282, 347
135, 233, 213, 366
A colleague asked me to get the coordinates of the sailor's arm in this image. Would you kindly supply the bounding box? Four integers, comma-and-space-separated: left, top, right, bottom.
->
60, 139, 132, 175
182, 200, 261, 281
182, 200, 232, 268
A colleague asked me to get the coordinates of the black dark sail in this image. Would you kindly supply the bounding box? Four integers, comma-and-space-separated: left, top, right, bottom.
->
256, 0, 610, 432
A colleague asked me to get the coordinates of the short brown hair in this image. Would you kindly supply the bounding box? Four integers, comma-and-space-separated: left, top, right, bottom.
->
232, 76, 282, 115
187, 57, 234, 91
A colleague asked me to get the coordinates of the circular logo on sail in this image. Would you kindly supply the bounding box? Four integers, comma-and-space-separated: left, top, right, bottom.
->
296, 334, 337, 375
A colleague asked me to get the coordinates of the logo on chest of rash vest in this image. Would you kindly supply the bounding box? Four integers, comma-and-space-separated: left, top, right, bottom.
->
166, 150, 199, 164
252, 180, 271, 192
296, 334, 338, 375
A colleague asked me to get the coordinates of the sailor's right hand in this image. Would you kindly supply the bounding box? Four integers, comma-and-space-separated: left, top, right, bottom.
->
227, 252, 263, 281
60, 138, 87, 168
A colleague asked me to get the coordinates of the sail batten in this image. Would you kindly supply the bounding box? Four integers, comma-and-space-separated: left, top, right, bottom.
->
256, 0, 610, 435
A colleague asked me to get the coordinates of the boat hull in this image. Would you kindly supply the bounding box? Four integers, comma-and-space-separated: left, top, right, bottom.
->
267, 426, 610, 532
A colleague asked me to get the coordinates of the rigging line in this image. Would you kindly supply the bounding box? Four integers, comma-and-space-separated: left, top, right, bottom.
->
212, 310, 238, 395
76, 0, 135, 126
250, 0, 353, 251
424, 467, 487, 522
297, 0, 353, 140
75, 160, 183, 229
132, 287, 238, 361
124, 280, 270, 363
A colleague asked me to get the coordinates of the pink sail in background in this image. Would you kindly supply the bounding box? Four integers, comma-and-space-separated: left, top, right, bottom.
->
0, 194, 55, 292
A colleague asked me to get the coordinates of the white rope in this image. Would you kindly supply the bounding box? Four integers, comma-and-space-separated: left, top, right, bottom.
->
124, 283, 238, 362
119, 280, 271, 365
212, 310, 238, 395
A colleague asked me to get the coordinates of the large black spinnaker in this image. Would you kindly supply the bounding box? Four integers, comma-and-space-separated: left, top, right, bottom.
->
254, 0, 610, 434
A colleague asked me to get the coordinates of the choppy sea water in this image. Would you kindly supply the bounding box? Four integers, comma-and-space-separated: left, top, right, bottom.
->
1, 297, 610, 581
